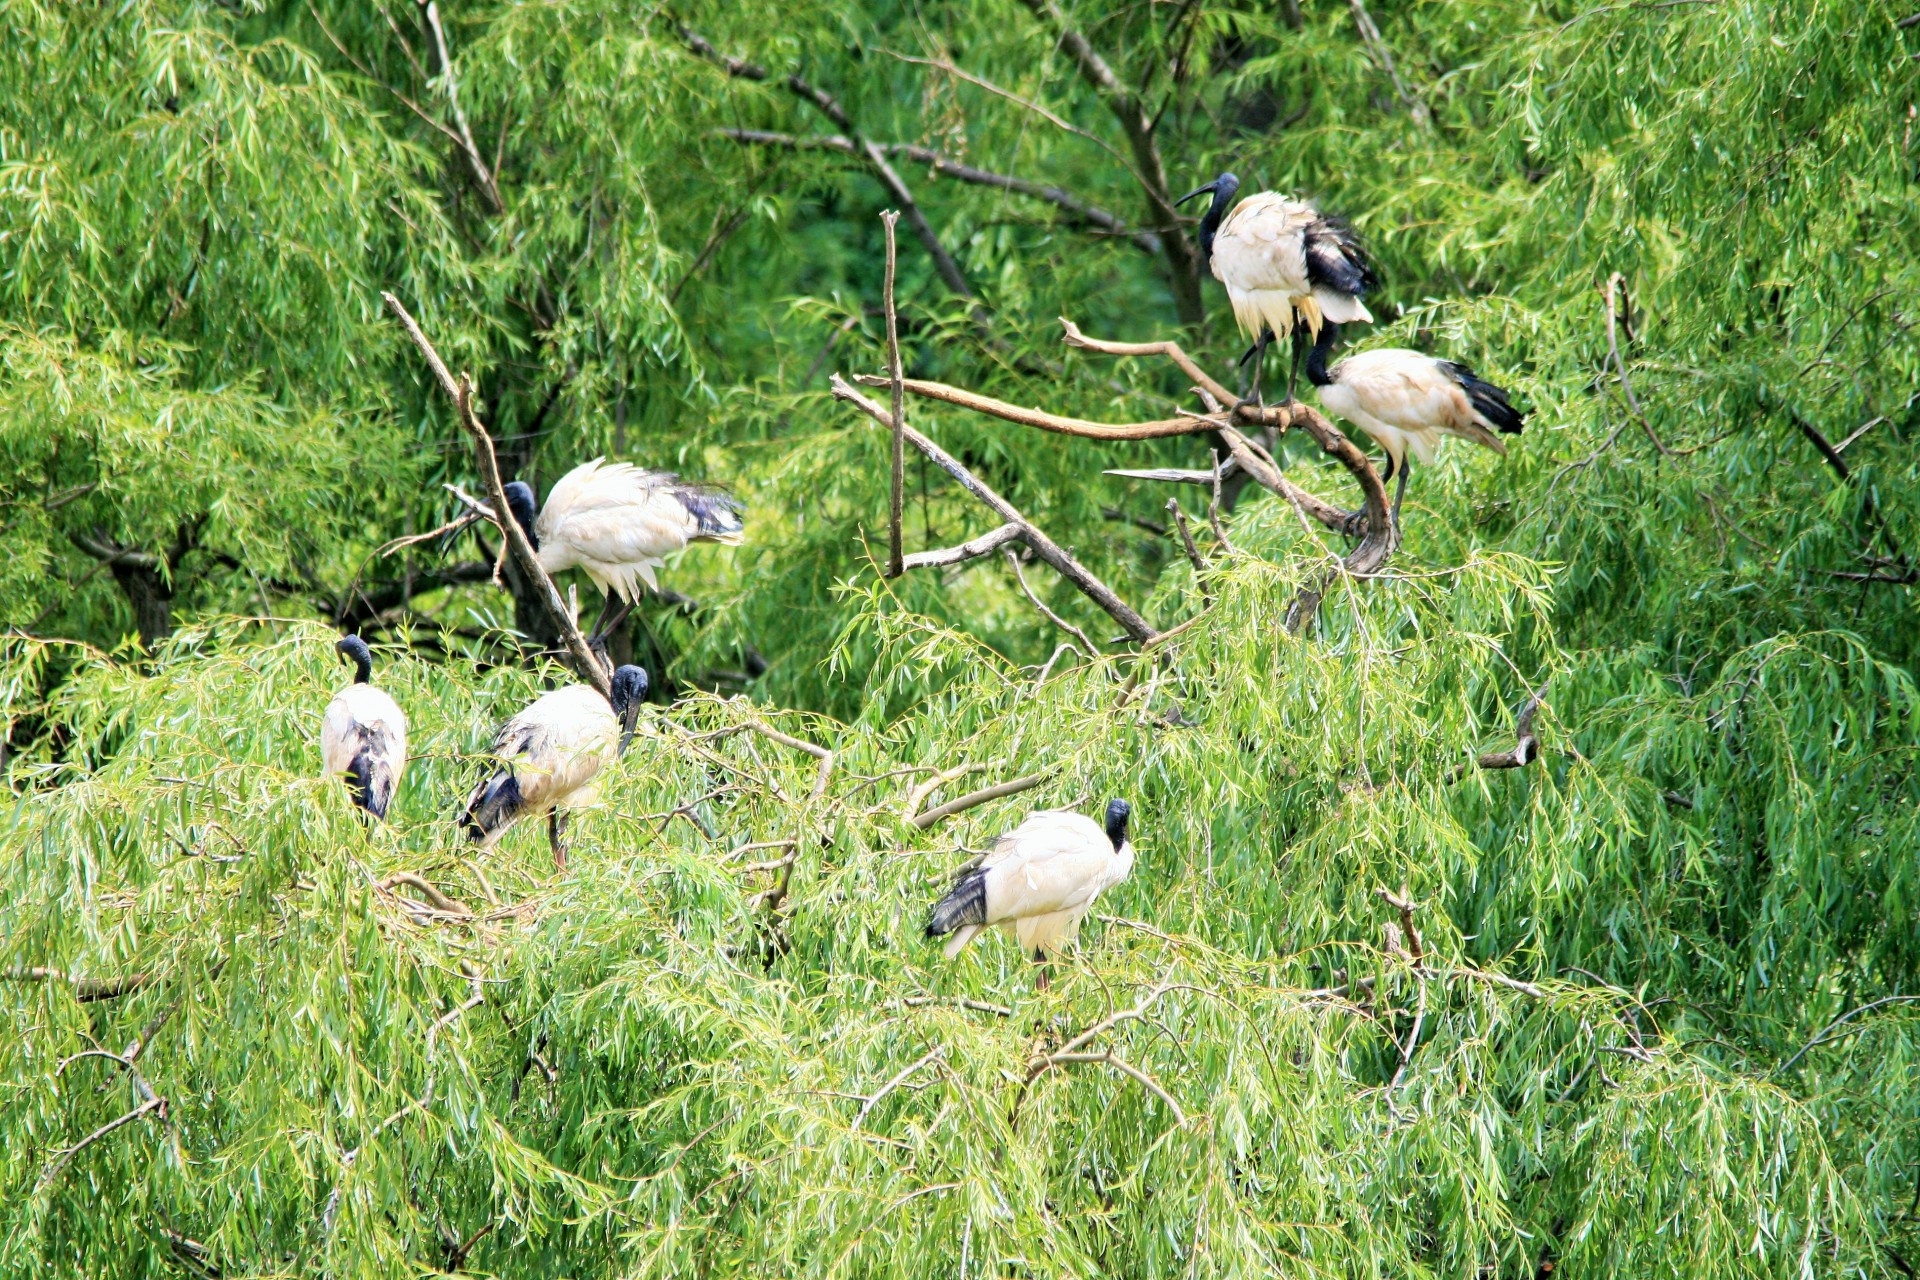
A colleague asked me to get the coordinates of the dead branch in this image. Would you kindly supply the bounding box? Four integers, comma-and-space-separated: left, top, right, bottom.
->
1159, 498, 1205, 579
882, 211, 907, 578
852, 1044, 946, 1131
378, 872, 472, 918
1061, 318, 1233, 405
3, 966, 150, 1002
1007, 550, 1097, 656
719, 131, 1159, 254
855, 374, 1224, 439
1445, 681, 1550, 782
418, 0, 503, 213
381, 292, 609, 696
832, 376, 1159, 641
901, 523, 1023, 571
910, 772, 1051, 830
681, 27, 975, 301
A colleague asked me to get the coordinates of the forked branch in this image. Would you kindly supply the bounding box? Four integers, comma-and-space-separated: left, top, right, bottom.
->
382, 292, 610, 697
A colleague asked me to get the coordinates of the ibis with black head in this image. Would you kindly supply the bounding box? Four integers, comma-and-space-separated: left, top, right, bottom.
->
459, 663, 649, 871
320, 635, 408, 823
1305, 321, 1525, 528
924, 799, 1135, 989
1176, 172, 1378, 405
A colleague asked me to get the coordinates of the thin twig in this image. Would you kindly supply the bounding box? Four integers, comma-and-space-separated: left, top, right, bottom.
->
882, 211, 906, 578
1603, 274, 1674, 457
1775, 995, 1920, 1075
418, 0, 503, 212
1007, 551, 1097, 656
38, 1097, 167, 1189
852, 1045, 946, 1130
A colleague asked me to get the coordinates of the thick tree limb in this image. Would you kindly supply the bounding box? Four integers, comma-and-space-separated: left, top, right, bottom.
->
909, 772, 1051, 830
719, 130, 1160, 254
1444, 682, 1551, 783
681, 28, 975, 301
832, 376, 1158, 641
382, 293, 610, 697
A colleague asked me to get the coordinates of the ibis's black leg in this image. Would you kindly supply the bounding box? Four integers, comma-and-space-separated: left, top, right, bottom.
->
1033, 950, 1052, 992
548, 809, 570, 873
1285, 323, 1312, 405
589, 592, 633, 646
1391, 462, 1411, 531
1239, 329, 1274, 409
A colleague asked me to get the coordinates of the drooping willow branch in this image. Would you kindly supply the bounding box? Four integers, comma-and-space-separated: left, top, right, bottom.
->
382, 292, 611, 698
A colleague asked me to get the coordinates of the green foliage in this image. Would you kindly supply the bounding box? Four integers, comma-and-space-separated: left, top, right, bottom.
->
3, 0, 1919, 1274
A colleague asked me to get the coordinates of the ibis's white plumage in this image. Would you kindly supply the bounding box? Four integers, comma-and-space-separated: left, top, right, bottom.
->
532, 459, 744, 603
320, 660, 406, 822
1210, 192, 1374, 342
927, 807, 1134, 963
1317, 348, 1514, 475
460, 684, 619, 848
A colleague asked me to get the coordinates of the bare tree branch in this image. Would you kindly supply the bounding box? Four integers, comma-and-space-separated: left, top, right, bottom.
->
2, 966, 150, 1003
909, 772, 1051, 830
1007, 550, 1097, 656
832, 376, 1159, 641
381, 292, 610, 697
852, 1044, 945, 1131
681, 28, 976, 301
1603, 274, 1674, 457
900, 523, 1023, 571
1348, 0, 1430, 126
418, 0, 504, 213
719, 130, 1160, 254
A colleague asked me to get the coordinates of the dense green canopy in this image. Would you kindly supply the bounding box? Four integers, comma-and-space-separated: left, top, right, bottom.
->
2, 0, 1917, 1275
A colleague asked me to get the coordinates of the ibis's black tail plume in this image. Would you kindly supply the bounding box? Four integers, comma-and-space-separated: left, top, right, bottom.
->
924, 868, 988, 939
460, 769, 524, 843
1443, 363, 1526, 435
344, 754, 395, 822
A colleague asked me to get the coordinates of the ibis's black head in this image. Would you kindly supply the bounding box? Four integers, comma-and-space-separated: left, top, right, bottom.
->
1104, 798, 1132, 850
336, 634, 373, 685
609, 664, 649, 753
502, 480, 540, 550
1174, 172, 1240, 260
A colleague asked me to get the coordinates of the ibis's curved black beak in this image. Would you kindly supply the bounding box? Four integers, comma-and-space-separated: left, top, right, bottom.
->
1174, 181, 1218, 209
618, 704, 641, 755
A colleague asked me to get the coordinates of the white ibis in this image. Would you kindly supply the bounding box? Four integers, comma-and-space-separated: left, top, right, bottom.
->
502, 459, 743, 636
458, 664, 649, 870
1175, 172, 1377, 404
1306, 321, 1526, 525
925, 800, 1134, 988
320, 635, 408, 823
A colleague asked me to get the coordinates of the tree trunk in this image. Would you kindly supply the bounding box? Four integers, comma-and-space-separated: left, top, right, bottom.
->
108, 560, 174, 649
